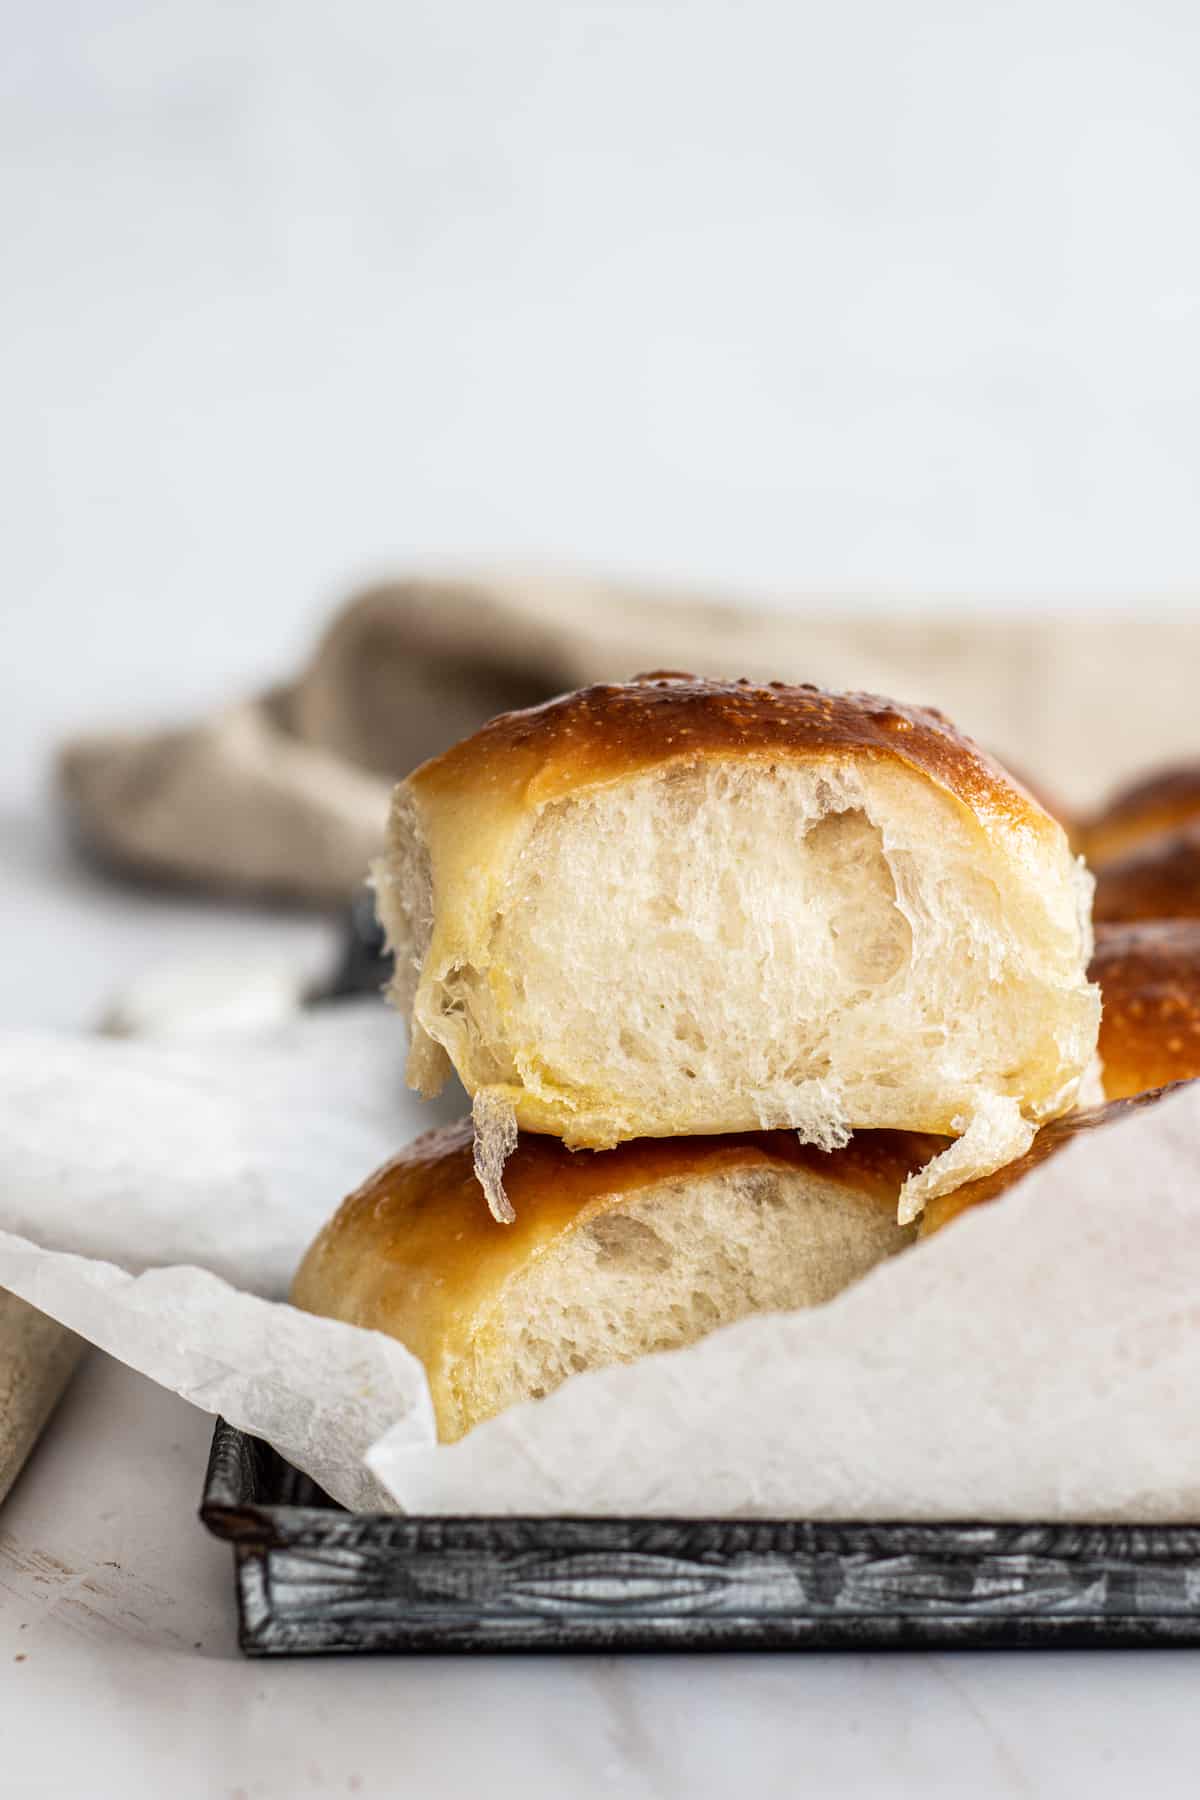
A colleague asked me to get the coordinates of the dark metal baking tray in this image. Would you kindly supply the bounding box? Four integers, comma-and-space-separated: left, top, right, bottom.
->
201, 1418, 1200, 1655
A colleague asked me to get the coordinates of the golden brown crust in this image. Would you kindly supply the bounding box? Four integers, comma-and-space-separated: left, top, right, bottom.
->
1085, 763, 1200, 866
1093, 823, 1200, 924
407, 673, 1058, 845
989, 757, 1079, 846
918, 1085, 1179, 1237
292, 1120, 944, 1435
1090, 921, 1200, 1098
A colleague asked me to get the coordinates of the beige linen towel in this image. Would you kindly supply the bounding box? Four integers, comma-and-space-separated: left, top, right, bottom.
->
58, 570, 1200, 907
0, 1294, 81, 1508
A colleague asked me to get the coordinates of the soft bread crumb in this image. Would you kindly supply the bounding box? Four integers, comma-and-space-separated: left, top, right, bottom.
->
896, 1095, 1035, 1224
380, 746, 1099, 1196
789, 1078, 852, 1153
472, 1087, 518, 1223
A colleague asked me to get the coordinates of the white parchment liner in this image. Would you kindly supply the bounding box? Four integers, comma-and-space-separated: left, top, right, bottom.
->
1, 1001, 1198, 1518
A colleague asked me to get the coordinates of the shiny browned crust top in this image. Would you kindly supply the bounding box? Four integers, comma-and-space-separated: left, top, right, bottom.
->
1086, 762, 1200, 865
407, 673, 1057, 840
1093, 822, 1200, 924
918, 1085, 1180, 1237
1090, 921, 1200, 1098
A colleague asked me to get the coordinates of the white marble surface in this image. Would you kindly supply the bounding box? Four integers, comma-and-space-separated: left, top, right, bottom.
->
8, 1, 1200, 814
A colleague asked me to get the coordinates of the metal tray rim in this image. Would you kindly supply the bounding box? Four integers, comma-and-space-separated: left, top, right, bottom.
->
200, 1420, 1200, 1656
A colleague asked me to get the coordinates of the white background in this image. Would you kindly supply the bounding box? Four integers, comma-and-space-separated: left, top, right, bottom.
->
7, 0, 1200, 808
5, 5, 1200, 1792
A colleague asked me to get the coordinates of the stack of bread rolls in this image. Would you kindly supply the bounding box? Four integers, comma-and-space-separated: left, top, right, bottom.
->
293, 676, 1200, 1441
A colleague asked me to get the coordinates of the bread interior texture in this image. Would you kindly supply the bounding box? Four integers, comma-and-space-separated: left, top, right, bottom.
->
441, 1163, 912, 1440
384, 758, 1097, 1220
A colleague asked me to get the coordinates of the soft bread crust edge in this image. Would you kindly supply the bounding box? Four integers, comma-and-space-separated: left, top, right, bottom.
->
399, 673, 1063, 840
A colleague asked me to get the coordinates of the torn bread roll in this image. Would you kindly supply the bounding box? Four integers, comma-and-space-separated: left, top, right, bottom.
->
291, 1120, 937, 1442
1090, 921, 1200, 1098
374, 675, 1099, 1223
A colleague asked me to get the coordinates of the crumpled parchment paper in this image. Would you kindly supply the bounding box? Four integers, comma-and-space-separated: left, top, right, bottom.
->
1, 1000, 1198, 1518
0, 1003, 445, 1508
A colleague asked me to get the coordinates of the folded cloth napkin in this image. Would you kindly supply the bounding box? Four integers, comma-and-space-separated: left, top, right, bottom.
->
57, 570, 1200, 907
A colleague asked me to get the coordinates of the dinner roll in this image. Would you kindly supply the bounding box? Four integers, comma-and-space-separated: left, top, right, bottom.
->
1090, 921, 1200, 1098
291, 1120, 936, 1441
374, 675, 1099, 1222
1093, 823, 1200, 924
918, 1086, 1174, 1238
1085, 763, 1200, 867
